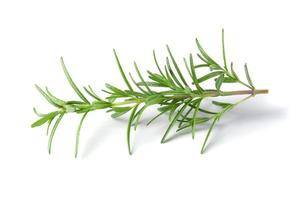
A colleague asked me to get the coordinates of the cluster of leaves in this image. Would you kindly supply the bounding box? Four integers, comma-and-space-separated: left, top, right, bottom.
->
32, 29, 260, 157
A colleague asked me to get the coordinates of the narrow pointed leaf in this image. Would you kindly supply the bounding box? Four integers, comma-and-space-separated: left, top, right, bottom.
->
166, 45, 189, 87
196, 71, 224, 83
134, 105, 147, 130
212, 101, 233, 108
146, 109, 168, 126
192, 100, 201, 139
223, 77, 237, 83
84, 86, 103, 101
183, 57, 192, 78
189, 54, 204, 93
33, 107, 46, 117
161, 100, 192, 143
46, 117, 55, 136
166, 57, 184, 88
178, 106, 194, 128
48, 113, 64, 154
75, 112, 88, 158
127, 105, 139, 155
112, 106, 132, 113
111, 111, 129, 118
194, 64, 210, 68
201, 117, 218, 154
134, 62, 152, 93
230, 62, 238, 79
129, 73, 149, 94
35, 85, 61, 107
222, 29, 228, 71
244, 63, 254, 89
105, 83, 128, 96
31, 111, 58, 128
215, 74, 224, 91
195, 38, 220, 67
45, 87, 66, 106
153, 50, 166, 78
113, 49, 133, 92
60, 57, 90, 104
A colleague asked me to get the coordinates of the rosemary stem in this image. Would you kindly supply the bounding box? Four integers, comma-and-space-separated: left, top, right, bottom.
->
110, 89, 268, 107
221, 89, 268, 96
112, 99, 143, 106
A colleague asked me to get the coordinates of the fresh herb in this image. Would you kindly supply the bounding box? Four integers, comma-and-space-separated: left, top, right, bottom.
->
32, 30, 268, 157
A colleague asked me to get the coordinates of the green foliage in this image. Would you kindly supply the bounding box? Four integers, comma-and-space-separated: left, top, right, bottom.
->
32, 30, 268, 157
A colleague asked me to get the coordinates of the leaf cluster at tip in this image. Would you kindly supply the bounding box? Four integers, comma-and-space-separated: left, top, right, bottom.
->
32, 29, 263, 157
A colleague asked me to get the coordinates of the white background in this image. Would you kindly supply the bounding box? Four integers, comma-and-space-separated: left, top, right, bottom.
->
0, 0, 299, 199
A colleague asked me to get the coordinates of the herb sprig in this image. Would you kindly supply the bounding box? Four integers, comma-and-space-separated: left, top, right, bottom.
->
32, 30, 268, 157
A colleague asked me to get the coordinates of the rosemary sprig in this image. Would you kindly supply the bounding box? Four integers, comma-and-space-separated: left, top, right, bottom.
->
32, 30, 268, 157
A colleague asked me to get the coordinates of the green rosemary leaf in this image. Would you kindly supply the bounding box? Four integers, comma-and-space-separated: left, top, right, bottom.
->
147, 71, 171, 87
223, 77, 237, 83
33, 107, 46, 117
127, 104, 139, 155
134, 105, 147, 130
48, 113, 64, 154
178, 105, 194, 128
111, 111, 128, 118
146, 109, 168, 126
46, 116, 56, 136
105, 83, 128, 96
134, 62, 152, 93
161, 99, 192, 143
188, 103, 217, 115
84, 86, 103, 101
200, 117, 218, 154
230, 62, 238, 79
45, 87, 66, 106
177, 117, 210, 132
215, 74, 224, 91
164, 65, 177, 89
197, 53, 209, 63
194, 64, 210, 68
137, 81, 167, 87
196, 71, 224, 83
113, 49, 134, 92
166, 57, 184, 88
159, 89, 186, 96
153, 50, 166, 78
65, 101, 85, 105
212, 101, 233, 108
195, 117, 211, 124
166, 45, 189, 87
189, 54, 204, 93
195, 38, 220, 67
60, 57, 90, 104
101, 89, 114, 95
74, 112, 88, 158
35, 84, 61, 107
222, 29, 228, 71
31, 111, 59, 128
244, 63, 254, 89
88, 85, 103, 100
158, 104, 175, 112
124, 90, 147, 98
192, 100, 201, 139
129, 73, 149, 94
183, 57, 192, 78
112, 106, 132, 113
168, 102, 181, 121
